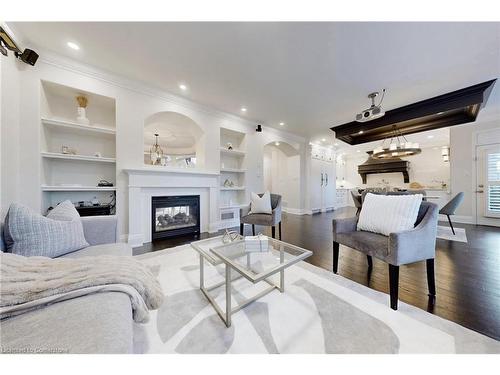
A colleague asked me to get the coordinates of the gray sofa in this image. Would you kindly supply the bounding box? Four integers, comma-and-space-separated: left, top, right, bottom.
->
0, 216, 135, 354
332, 201, 439, 310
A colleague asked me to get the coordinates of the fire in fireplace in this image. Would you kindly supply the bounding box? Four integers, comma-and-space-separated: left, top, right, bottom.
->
151, 195, 200, 240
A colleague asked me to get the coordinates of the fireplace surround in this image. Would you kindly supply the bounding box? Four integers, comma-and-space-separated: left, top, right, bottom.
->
151, 195, 200, 240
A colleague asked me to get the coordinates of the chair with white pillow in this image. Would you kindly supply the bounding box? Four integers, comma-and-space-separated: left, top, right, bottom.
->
240, 192, 282, 239
332, 193, 439, 310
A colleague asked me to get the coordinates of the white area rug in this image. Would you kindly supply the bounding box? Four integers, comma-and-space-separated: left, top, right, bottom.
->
437, 226, 468, 243
134, 245, 498, 354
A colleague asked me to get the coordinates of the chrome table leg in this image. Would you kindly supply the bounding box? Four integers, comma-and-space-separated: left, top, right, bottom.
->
225, 264, 232, 327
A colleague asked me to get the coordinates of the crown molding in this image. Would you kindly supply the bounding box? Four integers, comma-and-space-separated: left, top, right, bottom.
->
35, 48, 306, 143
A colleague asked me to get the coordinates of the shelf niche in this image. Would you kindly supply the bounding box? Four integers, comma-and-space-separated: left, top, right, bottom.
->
40, 80, 117, 214
143, 111, 205, 169
219, 127, 247, 219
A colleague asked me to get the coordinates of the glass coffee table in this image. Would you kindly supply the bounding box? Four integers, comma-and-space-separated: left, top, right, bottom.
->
191, 235, 312, 327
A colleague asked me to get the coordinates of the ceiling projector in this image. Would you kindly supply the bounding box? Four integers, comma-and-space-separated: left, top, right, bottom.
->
355, 90, 386, 122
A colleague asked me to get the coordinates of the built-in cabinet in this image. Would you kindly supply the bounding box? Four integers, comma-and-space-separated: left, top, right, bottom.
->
219, 128, 247, 229
40, 81, 117, 214
335, 188, 350, 208
310, 145, 335, 212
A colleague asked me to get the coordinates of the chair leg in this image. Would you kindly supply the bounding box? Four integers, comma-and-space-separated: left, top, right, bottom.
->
240, 223, 244, 236
447, 215, 455, 235
333, 242, 339, 274
272, 226, 276, 239
426, 259, 436, 296
388, 264, 399, 310
367, 255, 373, 269
252, 224, 256, 236
278, 222, 282, 240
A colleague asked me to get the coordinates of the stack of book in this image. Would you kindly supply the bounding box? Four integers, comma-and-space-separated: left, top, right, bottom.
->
244, 234, 269, 253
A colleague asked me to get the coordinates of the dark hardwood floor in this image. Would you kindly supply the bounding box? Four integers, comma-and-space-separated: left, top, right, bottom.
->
134, 208, 500, 341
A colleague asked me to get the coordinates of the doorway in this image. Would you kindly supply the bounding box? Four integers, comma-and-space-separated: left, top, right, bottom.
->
263, 142, 300, 213
476, 143, 500, 226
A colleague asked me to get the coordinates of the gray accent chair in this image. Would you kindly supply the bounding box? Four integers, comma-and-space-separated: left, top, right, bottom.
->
240, 193, 282, 239
439, 192, 464, 235
332, 201, 439, 310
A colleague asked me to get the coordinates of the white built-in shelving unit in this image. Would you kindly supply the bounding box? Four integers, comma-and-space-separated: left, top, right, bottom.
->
40, 80, 117, 214
219, 128, 247, 228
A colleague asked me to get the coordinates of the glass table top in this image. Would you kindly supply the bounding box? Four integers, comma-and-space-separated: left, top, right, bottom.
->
207, 236, 312, 282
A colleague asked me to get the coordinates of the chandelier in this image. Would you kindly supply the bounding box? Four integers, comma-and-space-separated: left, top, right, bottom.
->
371, 125, 421, 159
150, 133, 164, 165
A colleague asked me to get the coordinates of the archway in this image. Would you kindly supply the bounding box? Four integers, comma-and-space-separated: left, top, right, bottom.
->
143, 111, 204, 168
263, 141, 301, 212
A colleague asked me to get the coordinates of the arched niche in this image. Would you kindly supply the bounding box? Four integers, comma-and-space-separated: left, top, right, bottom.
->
263, 141, 301, 210
144, 111, 205, 168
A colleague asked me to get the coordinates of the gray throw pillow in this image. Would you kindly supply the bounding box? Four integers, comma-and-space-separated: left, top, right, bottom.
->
3, 201, 89, 257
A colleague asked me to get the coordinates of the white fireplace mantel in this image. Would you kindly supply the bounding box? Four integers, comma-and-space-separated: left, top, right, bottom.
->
124, 167, 220, 247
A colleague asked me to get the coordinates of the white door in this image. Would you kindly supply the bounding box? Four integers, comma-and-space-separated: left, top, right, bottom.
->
322, 161, 336, 210
476, 144, 500, 225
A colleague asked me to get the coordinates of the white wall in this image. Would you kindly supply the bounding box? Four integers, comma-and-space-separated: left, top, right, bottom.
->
342, 147, 451, 189
0, 50, 307, 237
450, 118, 500, 220
0, 56, 22, 218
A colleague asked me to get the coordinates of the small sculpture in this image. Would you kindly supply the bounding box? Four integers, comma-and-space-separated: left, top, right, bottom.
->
223, 179, 235, 187
222, 229, 239, 244
61, 145, 76, 155
226, 142, 233, 150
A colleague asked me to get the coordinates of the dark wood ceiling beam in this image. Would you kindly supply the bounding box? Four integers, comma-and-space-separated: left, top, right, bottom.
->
331, 79, 496, 145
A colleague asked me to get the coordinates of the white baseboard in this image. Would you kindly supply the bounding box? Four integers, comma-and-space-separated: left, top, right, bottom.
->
127, 234, 144, 248
209, 221, 225, 233
282, 207, 308, 215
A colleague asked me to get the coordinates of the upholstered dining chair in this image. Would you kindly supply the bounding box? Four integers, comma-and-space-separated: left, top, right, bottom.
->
350, 191, 362, 216
360, 189, 427, 203
240, 193, 282, 239
439, 192, 464, 235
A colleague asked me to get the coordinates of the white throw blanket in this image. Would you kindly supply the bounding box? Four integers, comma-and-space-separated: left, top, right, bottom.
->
0, 252, 164, 323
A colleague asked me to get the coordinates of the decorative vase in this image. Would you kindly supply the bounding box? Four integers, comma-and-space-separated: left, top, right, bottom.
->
76, 96, 90, 125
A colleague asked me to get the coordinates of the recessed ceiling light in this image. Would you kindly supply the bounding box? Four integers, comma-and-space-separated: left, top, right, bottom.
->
67, 42, 80, 50
321, 138, 326, 142
427, 135, 434, 139
275, 142, 280, 146
334, 143, 339, 146
279, 122, 285, 126
179, 84, 187, 91
356, 150, 361, 152
241, 107, 247, 112
358, 130, 364, 134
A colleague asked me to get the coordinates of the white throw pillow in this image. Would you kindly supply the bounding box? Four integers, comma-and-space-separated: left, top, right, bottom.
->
250, 191, 272, 215
357, 193, 423, 236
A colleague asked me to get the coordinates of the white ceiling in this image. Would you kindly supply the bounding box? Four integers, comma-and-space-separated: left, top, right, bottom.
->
9, 22, 500, 142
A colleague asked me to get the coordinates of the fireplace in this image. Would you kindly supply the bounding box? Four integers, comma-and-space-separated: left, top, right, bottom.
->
151, 195, 200, 241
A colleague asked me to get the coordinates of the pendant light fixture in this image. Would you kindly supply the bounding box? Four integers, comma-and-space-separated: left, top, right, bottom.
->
150, 133, 164, 165
371, 125, 422, 159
